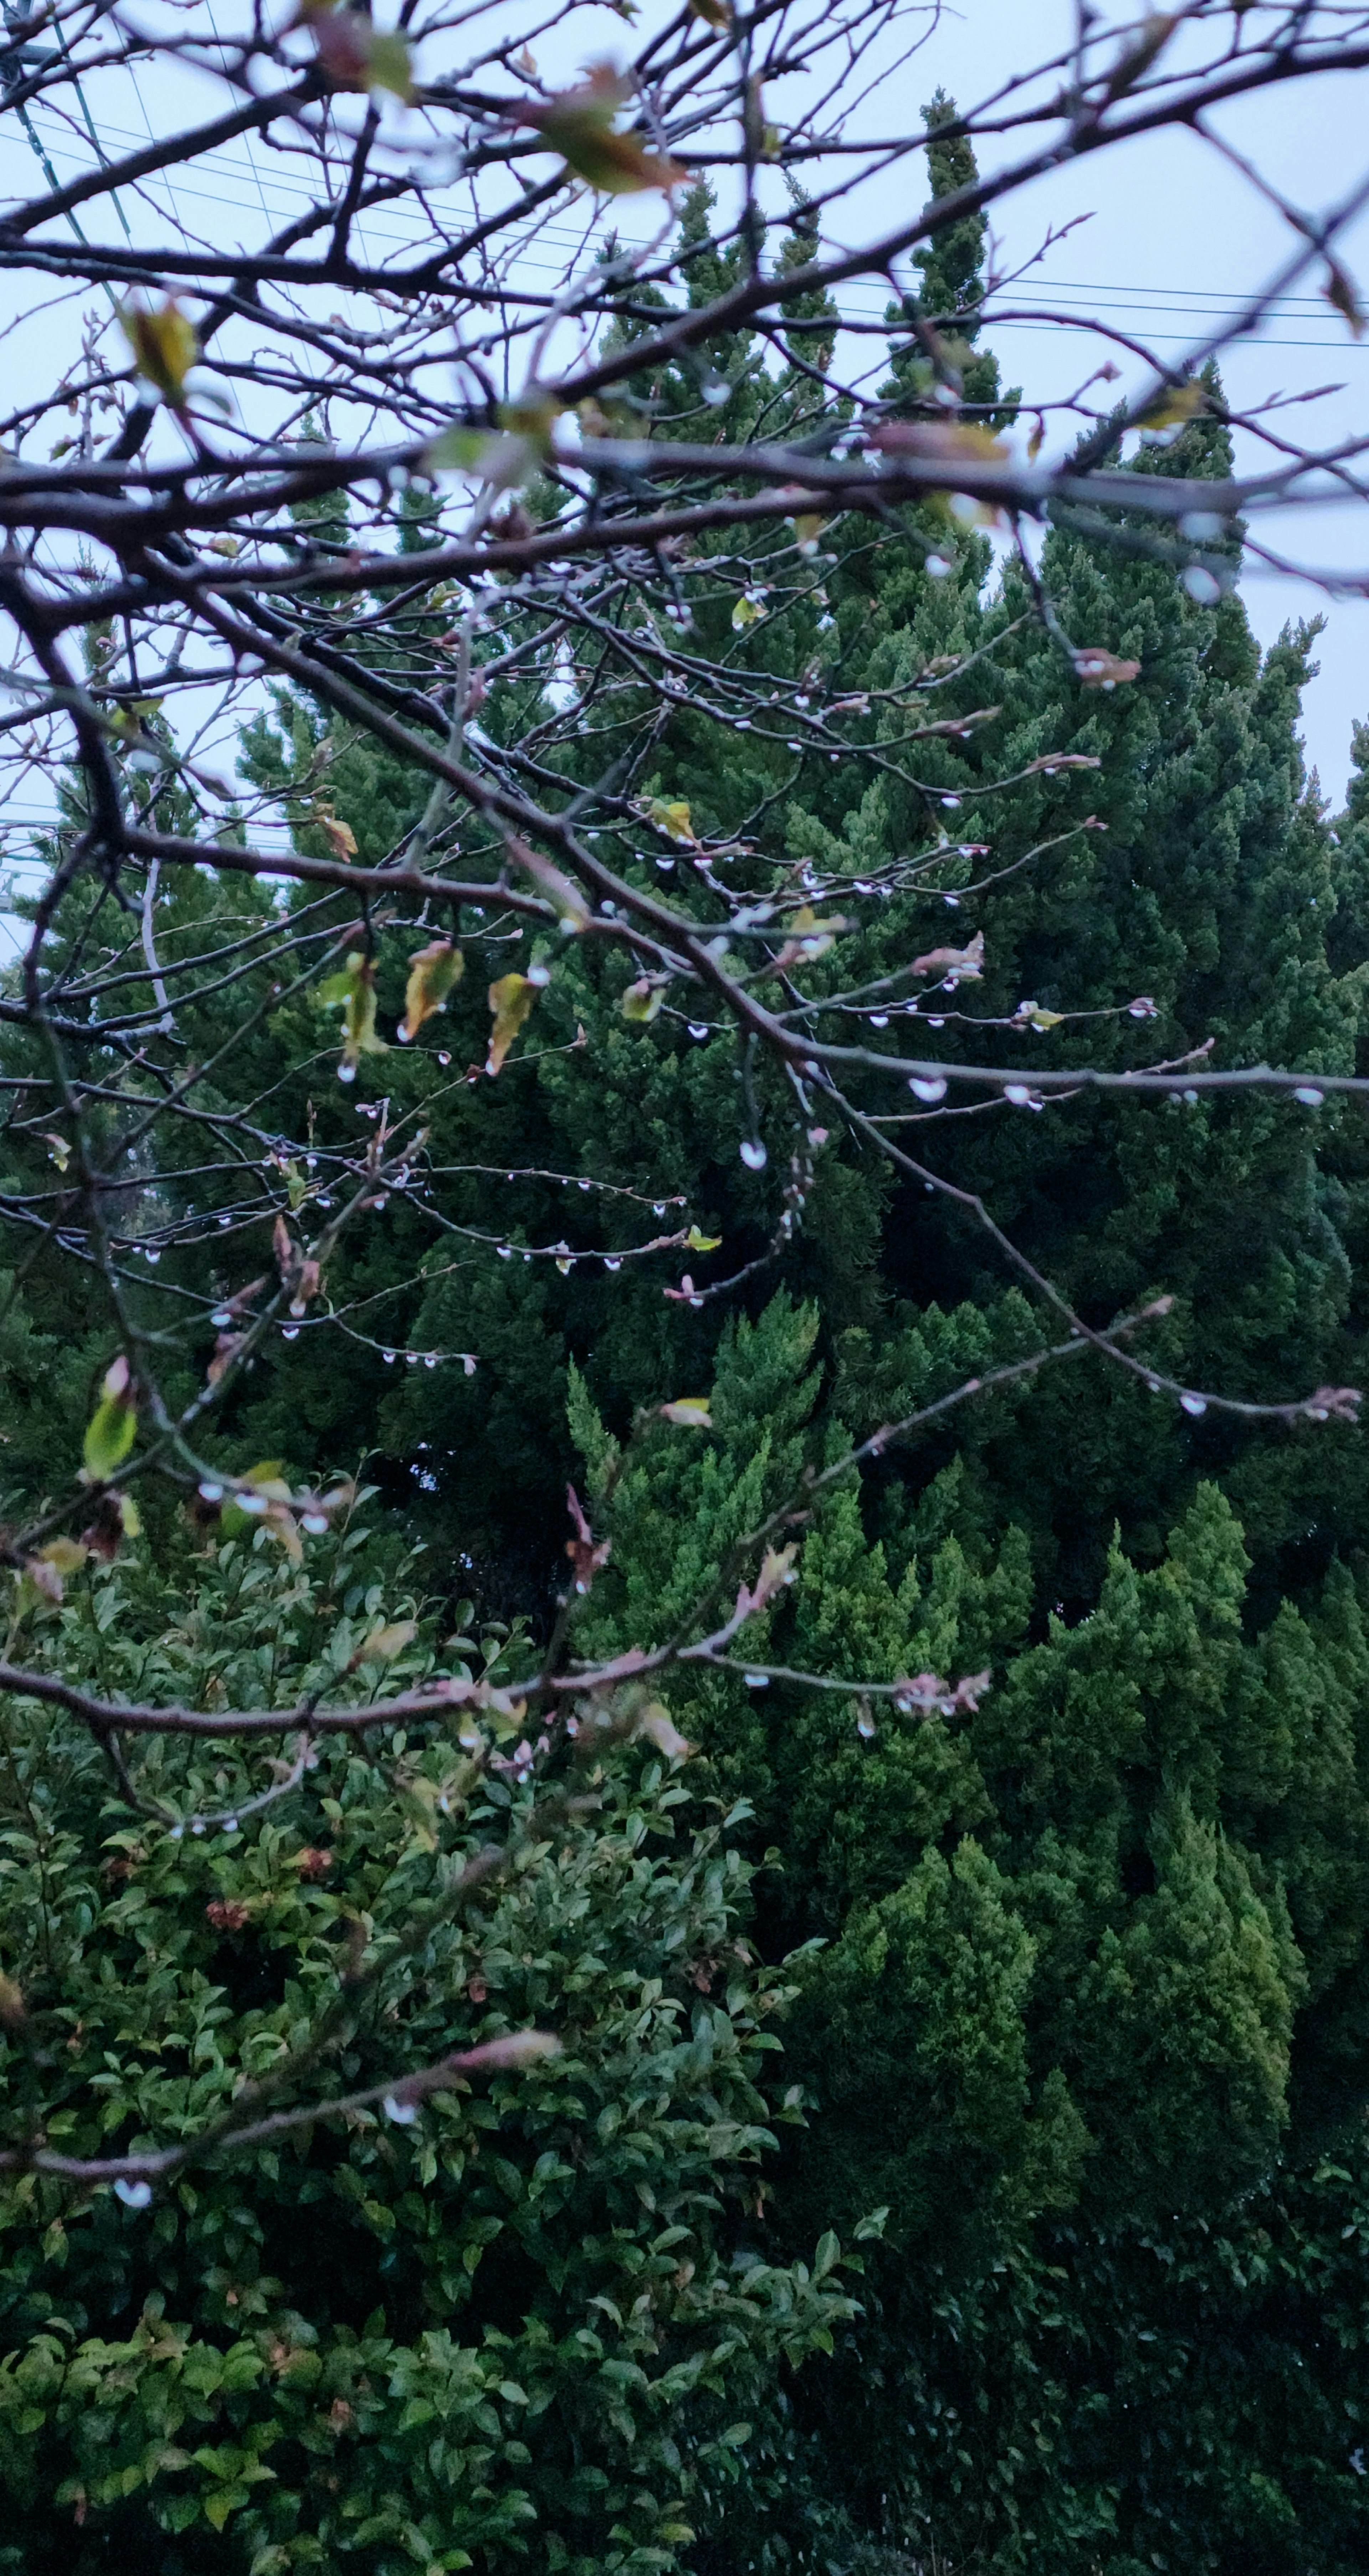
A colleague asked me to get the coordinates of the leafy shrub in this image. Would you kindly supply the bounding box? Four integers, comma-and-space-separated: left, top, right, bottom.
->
0, 1512, 860, 2574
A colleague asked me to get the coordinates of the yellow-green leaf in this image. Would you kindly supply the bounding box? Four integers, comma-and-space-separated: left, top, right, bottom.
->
202, 2485, 248, 2532
731, 596, 765, 630
659, 1397, 712, 1428
401, 939, 463, 1042
1134, 381, 1206, 430
83, 1356, 136, 1481
487, 972, 539, 1075
83, 1396, 136, 1480
621, 976, 665, 1023
644, 796, 695, 844
358, 1619, 417, 1664
317, 950, 387, 1076
27, 1537, 87, 1601
120, 299, 199, 403
364, 30, 415, 102
635, 1702, 692, 1759
41, 1537, 88, 1577
686, 1225, 722, 1252
241, 1461, 292, 1500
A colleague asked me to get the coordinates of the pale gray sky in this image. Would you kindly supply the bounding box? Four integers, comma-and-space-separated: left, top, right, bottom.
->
0, 0, 1365, 817
878, 0, 1369, 803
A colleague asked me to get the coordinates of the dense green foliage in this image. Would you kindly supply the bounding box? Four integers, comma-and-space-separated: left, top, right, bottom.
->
571, 1299, 1369, 2572
0, 1520, 860, 2573
7, 106, 1369, 2576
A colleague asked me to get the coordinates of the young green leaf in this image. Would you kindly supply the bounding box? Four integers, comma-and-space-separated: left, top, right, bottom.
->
317, 950, 387, 1077
83, 1355, 137, 1481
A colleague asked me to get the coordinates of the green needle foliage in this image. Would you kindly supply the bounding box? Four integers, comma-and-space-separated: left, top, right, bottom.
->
568, 1299, 1369, 2575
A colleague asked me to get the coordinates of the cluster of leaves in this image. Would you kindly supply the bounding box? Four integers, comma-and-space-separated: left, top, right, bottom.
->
0, 1514, 863, 2574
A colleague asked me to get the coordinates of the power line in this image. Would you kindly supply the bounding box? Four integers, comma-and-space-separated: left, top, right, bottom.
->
2, 113, 1367, 357
1, 113, 1361, 315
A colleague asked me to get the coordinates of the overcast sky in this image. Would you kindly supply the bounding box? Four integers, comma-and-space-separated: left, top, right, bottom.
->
878, 0, 1369, 804
0, 0, 1365, 808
